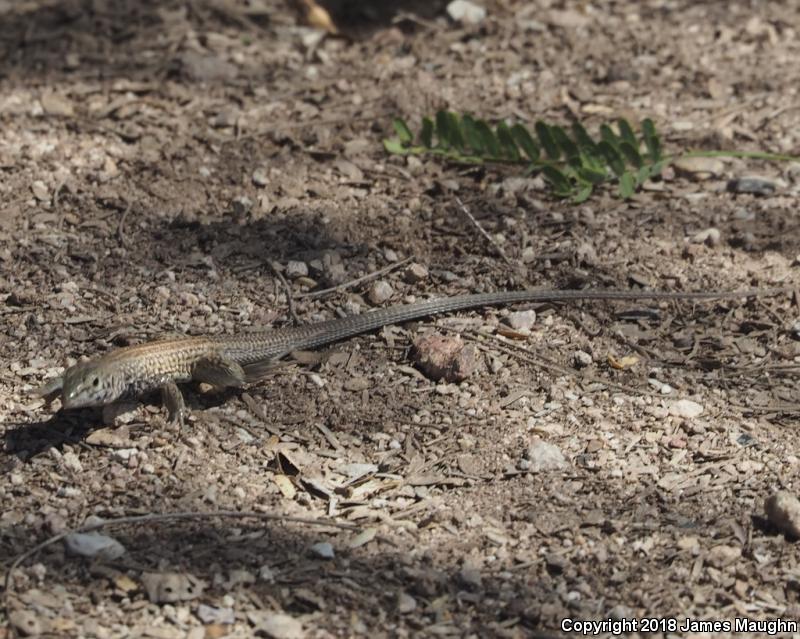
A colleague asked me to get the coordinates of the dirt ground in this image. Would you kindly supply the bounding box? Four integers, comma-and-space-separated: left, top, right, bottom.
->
3, 0, 800, 637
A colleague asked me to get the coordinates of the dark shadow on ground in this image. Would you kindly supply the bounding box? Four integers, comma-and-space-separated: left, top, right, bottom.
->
0, 513, 560, 636
0, 0, 450, 83
0, 472, 784, 635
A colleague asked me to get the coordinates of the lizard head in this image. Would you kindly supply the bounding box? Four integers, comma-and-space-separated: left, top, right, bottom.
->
62, 360, 123, 409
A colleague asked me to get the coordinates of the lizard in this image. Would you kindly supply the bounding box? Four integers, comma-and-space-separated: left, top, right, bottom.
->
35, 287, 782, 423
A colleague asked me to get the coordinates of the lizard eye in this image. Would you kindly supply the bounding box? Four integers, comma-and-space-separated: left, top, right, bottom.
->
91, 377, 99, 387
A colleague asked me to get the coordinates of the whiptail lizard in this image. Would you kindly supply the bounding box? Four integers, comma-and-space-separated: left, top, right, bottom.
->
36, 287, 782, 423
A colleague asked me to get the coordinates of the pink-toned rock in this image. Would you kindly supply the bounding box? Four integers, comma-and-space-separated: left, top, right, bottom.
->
411, 333, 480, 382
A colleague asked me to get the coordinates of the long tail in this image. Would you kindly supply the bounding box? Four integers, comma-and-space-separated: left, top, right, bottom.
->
230, 286, 786, 380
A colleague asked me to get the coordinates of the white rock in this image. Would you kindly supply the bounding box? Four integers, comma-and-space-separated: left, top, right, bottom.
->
65, 532, 126, 560
41, 92, 74, 117
285, 260, 309, 278
673, 156, 725, 179
525, 440, 568, 472
254, 613, 305, 639
668, 399, 704, 419
196, 604, 235, 624
690, 228, 721, 246
572, 350, 592, 369
31, 180, 50, 201
447, 0, 486, 24
505, 309, 536, 331
61, 451, 83, 473
112, 448, 137, 462
398, 592, 417, 613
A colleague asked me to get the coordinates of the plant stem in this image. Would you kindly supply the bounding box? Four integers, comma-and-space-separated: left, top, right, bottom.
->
673, 150, 800, 163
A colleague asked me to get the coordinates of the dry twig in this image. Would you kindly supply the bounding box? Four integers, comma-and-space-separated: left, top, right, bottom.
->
297, 256, 414, 299
454, 197, 512, 264
270, 261, 300, 325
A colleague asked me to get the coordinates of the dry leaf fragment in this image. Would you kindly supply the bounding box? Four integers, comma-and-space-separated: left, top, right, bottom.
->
348, 527, 377, 549
292, 0, 338, 34
607, 354, 639, 370
274, 474, 297, 499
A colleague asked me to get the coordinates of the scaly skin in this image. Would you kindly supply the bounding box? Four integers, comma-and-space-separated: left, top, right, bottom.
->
36, 287, 781, 421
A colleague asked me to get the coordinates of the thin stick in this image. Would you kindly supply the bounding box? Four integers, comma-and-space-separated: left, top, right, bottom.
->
454, 197, 511, 264
4, 510, 359, 596
297, 256, 414, 299
270, 261, 300, 325
116, 199, 132, 248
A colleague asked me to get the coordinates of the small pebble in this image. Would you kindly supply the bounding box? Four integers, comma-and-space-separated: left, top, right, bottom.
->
403, 262, 429, 283
727, 176, 781, 195
690, 228, 721, 246
521, 246, 537, 263
40, 92, 75, 116
285, 260, 308, 278
458, 564, 483, 589
232, 196, 252, 216
647, 379, 673, 394
406, 155, 424, 175
367, 280, 393, 305
254, 613, 305, 639
572, 350, 592, 368
732, 207, 756, 221
706, 544, 741, 568
31, 180, 50, 201
252, 168, 268, 187
397, 592, 417, 614
310, 542, 335, 559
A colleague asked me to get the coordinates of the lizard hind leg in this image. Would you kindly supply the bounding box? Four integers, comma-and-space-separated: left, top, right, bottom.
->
192, 356, 247, 388
241, 358, 281, 384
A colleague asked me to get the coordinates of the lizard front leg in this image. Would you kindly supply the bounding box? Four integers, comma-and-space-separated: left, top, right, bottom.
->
161, 358, 246, 425
161, 381, 186, 425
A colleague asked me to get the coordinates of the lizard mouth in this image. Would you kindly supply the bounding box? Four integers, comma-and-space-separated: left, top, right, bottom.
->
61, 395, 80, 409
62, 393, 97, 410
